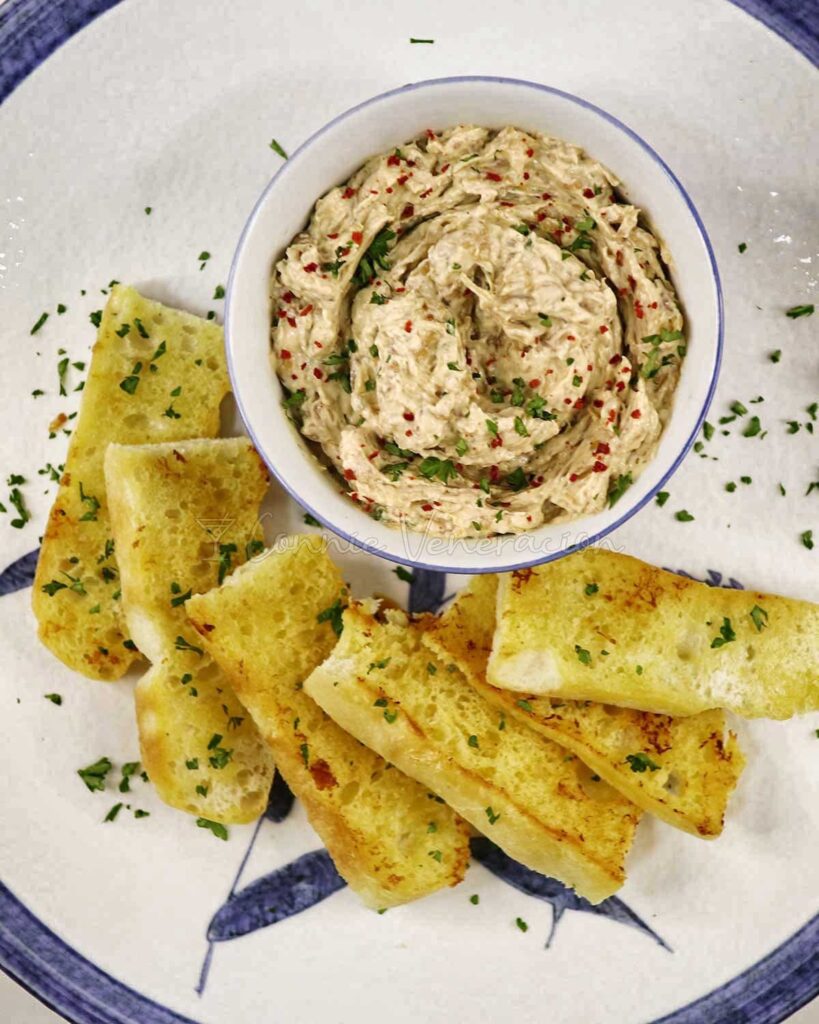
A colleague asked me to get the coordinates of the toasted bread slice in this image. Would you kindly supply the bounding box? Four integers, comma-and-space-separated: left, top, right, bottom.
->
105, 437, 274, 823
488, 549, 819, 719
186, 536, 470, 908
425, 576, 745, 837
304, 602, 641, 904
32, 285, 230, 680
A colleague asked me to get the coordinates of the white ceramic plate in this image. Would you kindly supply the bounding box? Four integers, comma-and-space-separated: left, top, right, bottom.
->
0, 2, 817, 1023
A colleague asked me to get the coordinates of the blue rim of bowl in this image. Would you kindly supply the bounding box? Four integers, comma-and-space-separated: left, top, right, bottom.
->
225, 75, 724, 574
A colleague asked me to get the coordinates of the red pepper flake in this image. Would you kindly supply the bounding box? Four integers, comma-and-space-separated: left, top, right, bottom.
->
280, 349, 292, 360
290, 374, 297, 381
615, 380, 626, 392
299, 304, 313, 317
404, 320, 413, 333
607, 409, 617, 423
338, 246, 350, 257
594, 442, 611, 456
327, 233, 339, 240
385, 187, 393, 194
562, 215, 574, 229
599, 325, 608, 334
341, 187, 356, 199
300, 362, 307, 370
628, 274, 637, 292
541, 192, 552, 201
406, 159, 416, 167
351, 231, 363, 246
314, 340, 323, 349
490, 437, 503, 448
277, 309, 288, 319
368, 451, 379, 461
282, 290, 294, 303
615, 250, 624, 267
523, 171, 530, 181
569, 473, 579, 483
425, 128, 436, 140
609, 353, 622, 365
586, 363, 593, 372
405, 430, 413, 437
618, 287, 629, 297
552, 229, 564, 243
630, 409, 642, 419
485, 171, 502, 182
526, 148, 534, 158
401, 204, 414, 219
397, 174, 409, 186
403, 411, 415, 421
650, 301, 658, 309
343, 468, 356, 481
573, 398, 585, 410
564, 397, 573, 405
567, 334, 576, 341
592, 460, 607, 473
500, 201, 514, 207
620, 365, 630, 374
303, 262, 318, 273
593, 399, 604, 408
313, 367, 324, 380
419, 188, 433, 198
369, 189, 379, 195
395, 286, 406, 293
582, 187, 595, 199
536, 211, 547, 222
286, 317, 297, 328
439, 163, 450, 174
634, 300, 645, 319
529, 378, 541, 388
421, 503, 433, 512
387, 154, 400, 167
489, 465, 501, 483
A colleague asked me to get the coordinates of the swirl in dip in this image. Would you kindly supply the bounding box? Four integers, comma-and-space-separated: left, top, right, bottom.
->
271, 125, 685, 537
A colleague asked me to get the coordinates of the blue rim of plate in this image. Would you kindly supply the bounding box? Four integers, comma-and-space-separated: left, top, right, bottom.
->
1, 2, 817, 1022
224, 73, 723, 576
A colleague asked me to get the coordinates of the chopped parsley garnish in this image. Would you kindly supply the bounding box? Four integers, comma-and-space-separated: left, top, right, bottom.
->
354, 228, 396, 288
785, 304, 814, 319
428, 849, 442, 862
57, 356, 69, 396
427, 662, 437, 675
470, 894, 480, 905
119, 761, 141, 793
367, 659, 391, 674
515, 699, 533, 712
506, 467, 528, 491
538, 313, 552, 327
584, 582, 599, 596
119, 362, 142, 395
418, 457, 458, 484
749, 605, 769, 632
703, 421, 714, 441
303, 512, 320, 527
78, 756, 112, 792
455, 437, 469, 456
394, 566, 415, 584
514, 416, 529, 437
486, 419, 499, 437
625, 753, 660, 773
174, 635, 204, 656
770, 350, 782, 363
485, 806, 500, 825
198, 250, 211, 270
738, 242, 747, 253
710, 617, 736, 649
410, 37, 434, 43
468, 735, 479, 749
78, 481, 100, 521
383, 709, 398, 724
317, 596, 345, 637
164, 403, 181, 419
196, 818, 228, 841
675, 510, 695, 522
90, 310, 103, 328
269, 138, 288, 158
513, 223, 530, 236
515, 917, 529, 933
44, 693, 62, 705
743, 416, 762, 437
8, 485, 30, 529
574, 645, 592, 666
217, 542, 237, 585
655, 491, 670, 507
30, 312, 48, 335
607, 473, 633, 508
170, 586, 193, 607
104, 803, 123, 822
801, 529, 814, 550
145, 206, 152, 215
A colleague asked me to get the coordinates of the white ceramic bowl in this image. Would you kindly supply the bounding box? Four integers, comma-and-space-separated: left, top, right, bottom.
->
226, 76, 722, 574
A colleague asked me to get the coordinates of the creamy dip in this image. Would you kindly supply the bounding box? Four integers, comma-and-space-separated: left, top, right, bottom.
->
271, 125, 685, 537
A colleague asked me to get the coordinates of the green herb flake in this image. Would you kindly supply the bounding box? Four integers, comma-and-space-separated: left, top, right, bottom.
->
467, 735, 479, 749
196, 818, 228, 841
710, 617, 737, 649
608, 473, 633, 508
104, 802, 123, 823
78, 756, 112, 792
749, 605, 769, 632
655, 491, 670, 507
515, 917, 529, 933
317, 596, 346, 637
485, 806, 501, 825
738, 242, 747, 253
410, 37, 435, 43
44, 693, 62, 705
469, 894, 480, 905
394, 566, 415, 584
770, 350, 782, 363
30, 312, 48, 335
174, 635, 204, 656
675, 510, 695, 522
801, 529, 814, 550
574, 645, 592, 666
785, 304, 814, 319
625, 753, 660, 773
743, 416, 762, 438
584, 582, 599, 596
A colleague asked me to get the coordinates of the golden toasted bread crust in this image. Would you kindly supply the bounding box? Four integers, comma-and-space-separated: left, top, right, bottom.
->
186, 536, 470, 908
305, 603, 641, 904
489, 549, 819, 718
32, 285, 230, 680
426, 575, 745, 838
